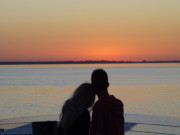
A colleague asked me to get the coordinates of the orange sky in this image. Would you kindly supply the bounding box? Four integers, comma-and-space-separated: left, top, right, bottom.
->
0, 1, 180, 61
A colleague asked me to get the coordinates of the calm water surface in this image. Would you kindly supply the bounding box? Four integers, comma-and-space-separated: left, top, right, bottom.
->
0, 63, 180, 119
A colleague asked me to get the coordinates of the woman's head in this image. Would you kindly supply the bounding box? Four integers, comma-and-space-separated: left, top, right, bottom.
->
60, 83, 95, 130
72, 83, 95, 108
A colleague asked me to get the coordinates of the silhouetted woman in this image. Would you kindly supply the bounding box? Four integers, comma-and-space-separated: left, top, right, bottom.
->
58, 83, 95, 135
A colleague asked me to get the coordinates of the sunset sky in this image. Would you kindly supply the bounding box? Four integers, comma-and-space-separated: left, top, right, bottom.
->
0, 0, 180, 62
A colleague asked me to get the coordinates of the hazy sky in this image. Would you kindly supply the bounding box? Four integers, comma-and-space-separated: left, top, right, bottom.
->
0, 0, 180, 61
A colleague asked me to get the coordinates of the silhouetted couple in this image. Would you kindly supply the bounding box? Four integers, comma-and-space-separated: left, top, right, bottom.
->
58, 69, 124, 135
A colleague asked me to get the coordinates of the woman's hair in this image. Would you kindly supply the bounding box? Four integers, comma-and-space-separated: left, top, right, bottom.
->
60, 83, 95, 131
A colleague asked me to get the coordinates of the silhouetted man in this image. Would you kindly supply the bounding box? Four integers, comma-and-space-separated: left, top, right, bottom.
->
90, 69, 124, 135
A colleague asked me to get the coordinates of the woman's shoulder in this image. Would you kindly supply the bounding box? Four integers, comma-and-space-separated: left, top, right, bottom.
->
70, 109, 90, 134
73, 109, 90, 125
83, 109, 89, 114
79, 109, 90, 118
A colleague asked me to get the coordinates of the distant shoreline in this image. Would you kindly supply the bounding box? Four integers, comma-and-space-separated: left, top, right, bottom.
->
0, 60, 180, 65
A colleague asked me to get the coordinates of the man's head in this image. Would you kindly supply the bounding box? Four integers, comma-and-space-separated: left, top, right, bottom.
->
91, 69, 109, 91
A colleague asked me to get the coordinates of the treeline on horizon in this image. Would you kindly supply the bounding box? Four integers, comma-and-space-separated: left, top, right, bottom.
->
0, 60, 180, 65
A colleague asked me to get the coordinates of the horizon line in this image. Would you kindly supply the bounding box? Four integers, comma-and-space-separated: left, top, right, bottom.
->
0, 60, 180, 65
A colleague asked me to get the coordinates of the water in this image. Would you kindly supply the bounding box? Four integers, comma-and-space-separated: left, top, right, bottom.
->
0, 63, 180, 119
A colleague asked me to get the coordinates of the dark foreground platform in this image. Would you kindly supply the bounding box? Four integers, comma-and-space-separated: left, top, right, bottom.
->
0, 114, 180, 135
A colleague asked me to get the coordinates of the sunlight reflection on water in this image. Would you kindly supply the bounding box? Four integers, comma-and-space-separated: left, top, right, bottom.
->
110, 85, 180, 118
0, 63, 180, 119
0, 85, 180, 119
0, 86, 74, 119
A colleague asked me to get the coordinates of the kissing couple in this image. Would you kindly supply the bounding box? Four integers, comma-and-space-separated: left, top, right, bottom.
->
58, 69, 124, 135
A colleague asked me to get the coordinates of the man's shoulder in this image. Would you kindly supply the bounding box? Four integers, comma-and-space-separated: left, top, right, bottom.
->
106, 95, 124, 104
93, 95, 123, 109
113, 96, 124, 106
93, 98, 108, 112
93, 100, 105, 109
